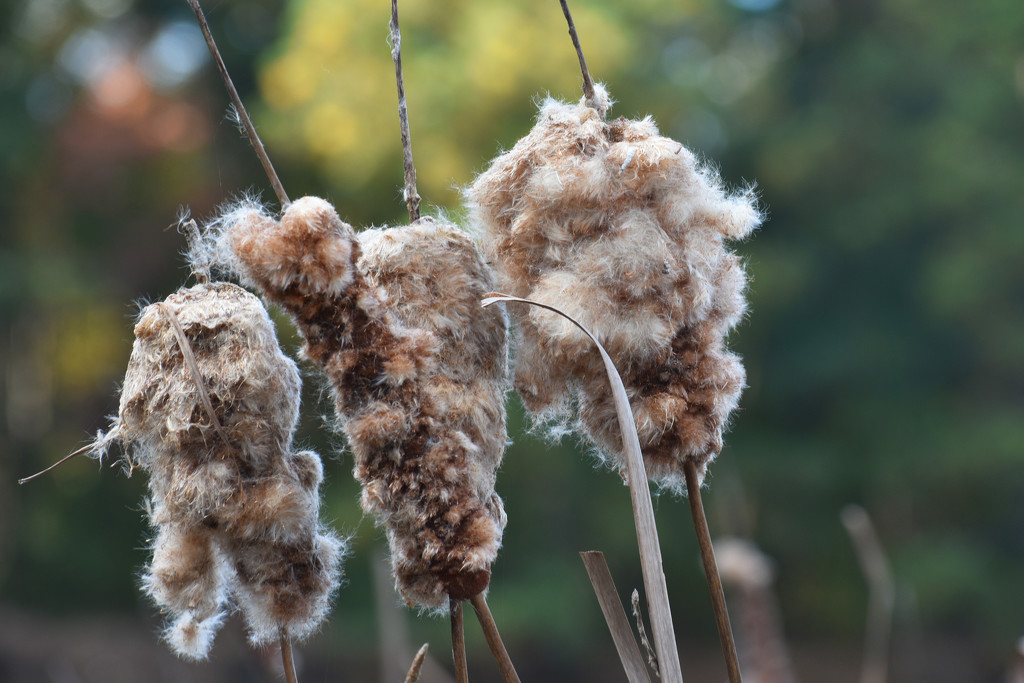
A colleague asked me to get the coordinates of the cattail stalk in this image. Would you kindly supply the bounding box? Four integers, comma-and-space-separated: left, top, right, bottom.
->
451, 598, 469, 683
684, 461, 742, 683
186, 0, 288, 206
280, 630, 298, 683
470, 594, 521, 683
558, 0, 596, 107
389, 0, 420, 222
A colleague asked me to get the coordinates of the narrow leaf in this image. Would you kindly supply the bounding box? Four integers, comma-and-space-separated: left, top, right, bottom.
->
483, 293, 683, 682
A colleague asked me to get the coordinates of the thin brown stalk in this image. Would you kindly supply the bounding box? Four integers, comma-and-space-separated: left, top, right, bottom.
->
450, 598, 469, 683
406, 643, 430, 683
19, 441, 102, 485
469, 593, 521, 683
155, 302, 232, 448
841, 505, 894, 683
280, 629, 298, 683
483, 294, 684, 683
684, 460, 742, 683
558, 0, 596, 107
389, 0, 421, 222
186, 0, 289, 207
580, 551, 653, 683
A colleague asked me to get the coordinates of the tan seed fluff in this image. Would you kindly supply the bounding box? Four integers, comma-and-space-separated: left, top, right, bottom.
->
109, 281, 342, 658
468, 85, 760, 489
214, 198, 508, 609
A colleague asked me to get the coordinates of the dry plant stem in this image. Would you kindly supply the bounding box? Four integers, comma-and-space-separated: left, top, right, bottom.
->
389, 0, 421, 222
558, 0, 596, 106
483, 294, 683, 683
469, 593, 521, 683
841, 505, 894, 683
683, 460, 742, 683
280, 630, 298, 683
631, 590, 659, 678
186, 0, 289, 207
155, 302, 231, 447
580, 551, 653, 683
18, 441, 102, 484
450, 598, 469, 683
406, 643, 430, 683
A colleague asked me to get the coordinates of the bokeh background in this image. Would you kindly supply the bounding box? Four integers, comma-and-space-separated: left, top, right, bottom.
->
2, 0, 1023, 681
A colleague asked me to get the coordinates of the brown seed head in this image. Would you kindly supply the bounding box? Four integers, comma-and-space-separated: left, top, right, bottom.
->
114, 281, 342, 658
467, 85, 760, 489
214, 200, 509, 609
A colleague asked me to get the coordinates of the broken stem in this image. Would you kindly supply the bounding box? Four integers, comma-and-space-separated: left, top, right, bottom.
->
280, 629, 298, 683
389, 0, 421, 222
469, 593, 521, 683
684, 460, 742, 683
405, 643, 430, 683
451, 597, 469, 683
580, 551, 653, 683
558, 0, 596, 106
186, 0, 289, 207
842, 504, 894, 683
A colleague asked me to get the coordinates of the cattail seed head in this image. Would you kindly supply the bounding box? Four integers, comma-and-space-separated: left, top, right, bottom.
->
357, 219, 509, 606
468, 85, 760, 489
110, 281, 342, 658
213, 198, 508, 609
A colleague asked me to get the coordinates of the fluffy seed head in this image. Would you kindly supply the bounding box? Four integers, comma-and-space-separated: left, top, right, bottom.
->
214, 200, 509, 609
468, 86, 760, 488
111, 281, 342, 656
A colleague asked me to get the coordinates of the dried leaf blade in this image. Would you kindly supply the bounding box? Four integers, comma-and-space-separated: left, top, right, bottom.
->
483, 293, 683, 682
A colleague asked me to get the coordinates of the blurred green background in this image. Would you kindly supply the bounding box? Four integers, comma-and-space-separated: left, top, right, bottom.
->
2, 0, 1022, 681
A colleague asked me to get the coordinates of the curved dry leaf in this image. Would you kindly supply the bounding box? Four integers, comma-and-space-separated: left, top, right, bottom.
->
482, 293, 683, 683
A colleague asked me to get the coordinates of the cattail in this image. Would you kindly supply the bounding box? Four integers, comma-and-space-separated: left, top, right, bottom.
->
104, 281, 342, 659
467, 85, 760, 489
212, 196, 508, 609
715, 538, 797, 683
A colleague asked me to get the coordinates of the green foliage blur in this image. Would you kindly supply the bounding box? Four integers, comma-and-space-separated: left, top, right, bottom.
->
1, 0, 1022, 679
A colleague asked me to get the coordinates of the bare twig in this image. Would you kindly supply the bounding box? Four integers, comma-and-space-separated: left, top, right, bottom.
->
406, 643, 430, 683
558, 0, 596, 107
186, 0, 289, 207
684, 461, 742, 683
483, 294, 684, 683
280, 629, 298, 683
469, 593, 521, 683
841, 505, 894, 683
389, 0, 421, 222
450, 598, 469, 683
156, 302, 232, 448
580, 552, 653, 683
631, 590, 659, 678
19, 441, 100, 485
